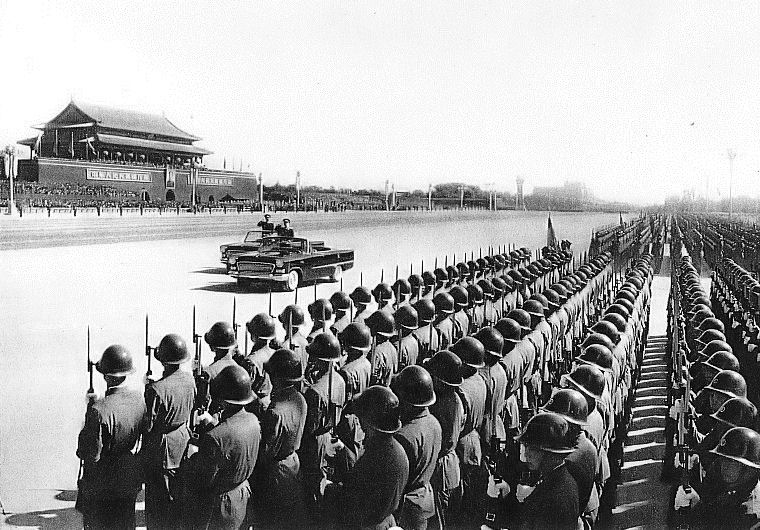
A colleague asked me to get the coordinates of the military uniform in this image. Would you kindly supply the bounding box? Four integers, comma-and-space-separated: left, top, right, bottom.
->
181, 407, 261, 529
204, 353, 237, 382
413, 323, 440, 364
516, 462, 580, 530
429, 386, 465, 529
369, 339, 398, 386
332, 313, 352, 335
76, 385, 146, 529
398, 333, 421, 371
453, 309, 471, 340
456, 370, 487, 519
142, 370, 196, 529
246, 343, 276, 404
435, 317, 455, 350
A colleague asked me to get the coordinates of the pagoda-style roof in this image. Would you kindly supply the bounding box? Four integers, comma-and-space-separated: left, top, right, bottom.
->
95, 133, 212, 155
38, 100, 201, 142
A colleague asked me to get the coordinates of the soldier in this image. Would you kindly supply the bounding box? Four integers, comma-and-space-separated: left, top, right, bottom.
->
433, 292, 456, 350
396, 304, 421, 370
511, 412, 581, 530
425, 350, 466, 529
392, 366, 443, 530
491, 277, 508, 322
479, 279, 498, 326
244, 312, 278, 408
76, 345, 145, 529
350, 285, 374, 324
179, 365, 260, 530
275, 217, 294, 237
421, 271, 437, 300
373, 282, 395, 315
254, 348, 308, 527
523, 299, 551, 409
450, 285, 471, 341
409, 273, 425, 303
433, 268, 449, 296
366, 310, 398, 386
300, 333, 346, 509
324, 385, 410, 529
329, 291, 352, 335
257, 213, 274, 236
278, 304, 309, 372
468, 283, 486, 332
307, 298, 334, 342
451, 336, 488, 521
495, 318, 524, 438
203, 322, 239, 382
393, 278, 413, 309
142, 334, 195, 530
413, 298, 440, 363
474, 327, 507, 450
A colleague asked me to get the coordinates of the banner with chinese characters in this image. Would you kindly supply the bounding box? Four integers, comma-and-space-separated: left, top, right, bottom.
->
86, 168, 151, 183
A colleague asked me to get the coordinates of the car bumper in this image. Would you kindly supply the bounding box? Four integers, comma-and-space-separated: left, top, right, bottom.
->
230, 271, 289, 282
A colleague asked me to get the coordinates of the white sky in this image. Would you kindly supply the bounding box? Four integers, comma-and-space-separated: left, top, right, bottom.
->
1, 1, 759, 204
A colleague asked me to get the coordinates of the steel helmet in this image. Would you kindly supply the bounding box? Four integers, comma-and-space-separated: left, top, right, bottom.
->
602, 313, 628, 334
392, 278, 412, 299
408, 274, 424, 293
422, 270, 437, 287
696, 329, 727, 347
209, 365, 254, 406
391, 365, 436, 407
247, 313, 277, 340
710, 427, 760, 469
372, 282, 393, 303
529, 293, 550, 314
395, 305, 419, 330
476, 257, 489, 274
627, 276, 644, 290
306, 332, 342, 361
308, 299, 334, 322
366, 310, 396, 337
507, 269, 524, 285
434, 267, 448, 284
697, 317, 725, 334
582, 332, 615, 353
703, 351, 741, 375
551, 284, 570, 303
413, 298, 436, 324
699, 340, 734, 360
278, 304, 306, 327
495, 318, 522, 344
424, 350, 463, 386
456, 262, 471, 280
578, 344, 613, 372
522, 300, 545, 320
355, 385, 402, 433
264, 348, 304, 382
339, 322, 372, 352
614, 297, 634, 315
329, 291, 352, 312
96, 345, 135, 377
451, 336, 486, 369
506, 308, 532, 332
205, 321, 237, 349
501, 275, 516, 293
444, 264, 459, 283
491, 277, 507, 296
477, 279, 495, 300
543, 289, 561, 309
466, 284, 485, 305
515, 412, 576, 454
474, 327, 504, 359
467, 260, 480, 277
711, 397, 758, 430
690, 308, 714, 327
349, 285, 372, 305
542, 388, 589, 425
705, 370, 747, 399
563, 364, 605, 401
590, 320, 620, 345
156, 333, 190, 364
449, 285, 469, 309
433, 292, 455, 315
605, 303, 630, 320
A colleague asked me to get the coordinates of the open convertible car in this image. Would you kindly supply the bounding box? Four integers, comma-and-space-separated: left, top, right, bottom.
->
226, 235, 354, 291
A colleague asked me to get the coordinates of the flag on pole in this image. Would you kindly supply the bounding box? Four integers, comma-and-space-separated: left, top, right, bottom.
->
223, 157, 226, 169
69, 132, 74, 157
547, 213, 557, 248
53, 129, 58, 156
619, 212, 624, 226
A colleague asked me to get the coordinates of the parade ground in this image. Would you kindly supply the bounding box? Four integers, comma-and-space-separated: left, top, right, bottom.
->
0, 209, 619, 527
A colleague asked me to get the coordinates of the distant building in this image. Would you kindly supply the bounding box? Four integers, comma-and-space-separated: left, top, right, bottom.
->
531, 181, 592, 210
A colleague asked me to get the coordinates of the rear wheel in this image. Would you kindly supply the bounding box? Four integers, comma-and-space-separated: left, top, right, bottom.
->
285, 270, 300, 291
331, 265, 343, 283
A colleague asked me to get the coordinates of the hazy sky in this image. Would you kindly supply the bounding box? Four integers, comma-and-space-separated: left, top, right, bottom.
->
1, 1, 759, 204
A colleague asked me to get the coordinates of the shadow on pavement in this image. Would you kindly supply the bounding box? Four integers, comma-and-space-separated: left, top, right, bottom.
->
192, 267, 229, 275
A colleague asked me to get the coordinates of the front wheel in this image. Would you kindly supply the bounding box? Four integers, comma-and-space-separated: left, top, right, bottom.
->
284, 270, 300, 291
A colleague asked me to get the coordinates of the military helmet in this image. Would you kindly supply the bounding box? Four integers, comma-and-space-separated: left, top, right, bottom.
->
372, 282, 393, 302
329, 291, 352, 311
476, 257, 489, 274
474, 327, 504, 358
578, 343, 613, 372
391, 365, 436, 407
395, 305, 419, 330
210, 364, 254, 405
278, 304, 306, 327
614, 297, 634, 315
563, 364, 605, 401
339, 322, 372, 352
551, 284, 570, 303
696, 328, 727, 347
627, 276, 644, 290
698, 317, 725, 334
408, 273, 424, 293
689, 306, 713, 323
506, 308, 532, 332
451, 336, 486, 369
705, 370, 747, 399
445, 264, 459, 282
449, 285, 469, 309
605, 303, 631, 320
543, 289, 561, 309
582, 332, 615, 353
590, 320, 620, 345
507, 269, 524, 285
247, 313, 277, 340
456, 262, 470, 279
422, 270, 437, 287
477, 279, 495, 300
523, 299, 545, 320
308, 299, 334, 321
467, 260, 480, 277
355, 385, 402, 433
710, 427, 760, 469
413, 298, 436, 324
434, 267, 448, 284
699, 339, 733, 360
156, 333, 190, 364
264, 348, 304, 382
495, 318, 522, 344
306, 332, 342, 361
96, 345, 135, 377
349, 285, 372, 305
392, 278, 412, 299
491, 277, 507, 296
542, 388, 589, 425
366, 310, 396, 337
602, 312, 628, 334
711, 397, 758, 430
703, 351, 741, 375
205, 321, 237, 349
433, 292, 455, 315
424, 350, 463, 386
529, 293, 550, 314
467, 284, 485, 305
501, 275, 516, 293
515, 412, 576, 454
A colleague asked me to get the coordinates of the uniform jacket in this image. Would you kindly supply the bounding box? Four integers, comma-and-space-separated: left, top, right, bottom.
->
395, 408, 442, 519
435, 318, 455, 350
481, 363, 508, 442
340, 355, 372, 401
143, 369, 195, 470
397, 333, 420, 370
564, 432, 598, 513
205, 354, 238, 382
518, 462, 580, 530
430, 386, 465, 492
413, 324, 440, 363
369, 340, 398, 387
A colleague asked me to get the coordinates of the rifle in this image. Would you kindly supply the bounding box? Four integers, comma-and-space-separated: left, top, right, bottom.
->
232, 296, 239, 345
145, 314, 155, 379
191, 305, 210, 441
87, 325, 94, 395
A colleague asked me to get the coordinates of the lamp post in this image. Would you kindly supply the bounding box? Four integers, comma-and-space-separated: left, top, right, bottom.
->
727, 149, 736, 220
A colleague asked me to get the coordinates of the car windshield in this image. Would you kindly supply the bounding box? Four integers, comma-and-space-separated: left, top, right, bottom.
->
254, 237, 306, 253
